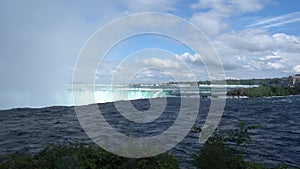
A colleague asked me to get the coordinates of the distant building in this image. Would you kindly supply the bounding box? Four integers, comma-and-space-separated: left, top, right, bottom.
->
276, 77, 291, 87
291, 75, 300, 86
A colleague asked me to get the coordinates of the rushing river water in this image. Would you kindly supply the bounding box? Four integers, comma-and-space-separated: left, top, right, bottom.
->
0, 96, 299, 168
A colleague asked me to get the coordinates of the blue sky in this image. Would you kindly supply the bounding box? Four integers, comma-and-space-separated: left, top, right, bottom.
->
1, 0, 300, 109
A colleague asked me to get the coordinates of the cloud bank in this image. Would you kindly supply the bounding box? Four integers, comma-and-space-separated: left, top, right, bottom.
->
0, 0, 300, 109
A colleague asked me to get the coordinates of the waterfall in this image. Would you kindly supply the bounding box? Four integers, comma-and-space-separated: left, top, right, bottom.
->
65, 84, 258, 105
65, 85, 168, 105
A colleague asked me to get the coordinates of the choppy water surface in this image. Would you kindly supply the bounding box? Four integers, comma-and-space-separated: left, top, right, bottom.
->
0, 96, 299, 168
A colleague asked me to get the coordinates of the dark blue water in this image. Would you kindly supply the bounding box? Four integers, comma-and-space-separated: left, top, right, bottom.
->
0, 96, 299, 168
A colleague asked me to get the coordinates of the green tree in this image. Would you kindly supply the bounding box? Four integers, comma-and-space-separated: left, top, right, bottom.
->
192, 122, 259, 169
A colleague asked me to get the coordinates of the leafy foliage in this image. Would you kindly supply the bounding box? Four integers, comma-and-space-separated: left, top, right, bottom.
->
192, 122, 298, 169
197, 77, 292, 86
227, 85, 300, 97
0, 122, 298, 169
192, 122, 256, 169
0, 143, 179, 169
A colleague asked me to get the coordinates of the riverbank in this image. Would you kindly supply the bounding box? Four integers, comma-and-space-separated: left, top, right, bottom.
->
227, 85, 300, 97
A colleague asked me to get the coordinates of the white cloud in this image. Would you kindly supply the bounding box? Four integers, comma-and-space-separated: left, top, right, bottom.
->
267, 62, 284, 69
203, 28, 300, 78
259, 53, 281, 61
140, 57, 181, 68
189, 12, 229, 36
190, 0, 266, 36
176, 52, 202, 64
216, 29, 300, 53
293, 65, 300, 73
133, 69, 194, 83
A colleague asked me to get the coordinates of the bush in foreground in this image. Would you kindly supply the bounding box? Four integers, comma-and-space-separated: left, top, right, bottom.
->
0, 143, 179, 169
192, 122, 298, 169
1, 122, 298, 169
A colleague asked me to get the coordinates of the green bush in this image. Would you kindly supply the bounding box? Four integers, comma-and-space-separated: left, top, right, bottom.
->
192, 122, 256, 169
192, 122, 299, 169
0, 143, 179, 169
227, 85, 300, 97
1, 122, 298, 169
